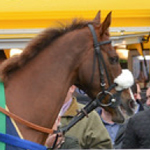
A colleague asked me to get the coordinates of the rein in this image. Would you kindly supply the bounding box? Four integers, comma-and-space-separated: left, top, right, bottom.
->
57, 83, 120, 134
0, 106, 54, 134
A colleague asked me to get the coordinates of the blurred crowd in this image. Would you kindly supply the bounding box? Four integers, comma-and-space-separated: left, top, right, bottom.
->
45, 83, 150, 149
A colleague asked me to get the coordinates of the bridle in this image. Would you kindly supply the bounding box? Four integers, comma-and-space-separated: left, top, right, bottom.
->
58, 24, 123, 134
88, 24, 122, 108
88, 24, 112, 88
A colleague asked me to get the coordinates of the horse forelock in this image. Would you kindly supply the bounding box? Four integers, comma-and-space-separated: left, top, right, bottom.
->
0, 19, 93, 83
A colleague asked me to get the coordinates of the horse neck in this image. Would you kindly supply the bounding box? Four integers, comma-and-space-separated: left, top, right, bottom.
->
5, 28, 91, 144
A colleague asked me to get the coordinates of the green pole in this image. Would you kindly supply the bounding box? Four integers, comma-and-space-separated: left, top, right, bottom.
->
0, 81, 6, 150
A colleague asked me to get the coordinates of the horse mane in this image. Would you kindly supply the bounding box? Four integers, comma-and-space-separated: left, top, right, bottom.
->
0, 19, 93, 83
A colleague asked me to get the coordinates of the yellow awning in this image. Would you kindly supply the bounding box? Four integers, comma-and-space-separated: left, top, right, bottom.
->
0, 0, 150, 29
0, 0, 150, 12
0, 0, 149, 52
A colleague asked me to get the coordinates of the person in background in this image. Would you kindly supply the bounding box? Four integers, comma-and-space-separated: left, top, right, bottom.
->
98, 82, 146, 149
122, 98, 150, 148
145, 87, 150, 106
131, 83, 144, 112
59, 85, 113, 149
99, 108, 120, 147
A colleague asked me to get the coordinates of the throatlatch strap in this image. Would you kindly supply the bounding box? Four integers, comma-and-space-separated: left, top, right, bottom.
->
0, 81, 6, 150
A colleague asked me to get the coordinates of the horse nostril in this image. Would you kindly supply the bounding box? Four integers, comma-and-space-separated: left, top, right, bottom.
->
129, 99, 137, 109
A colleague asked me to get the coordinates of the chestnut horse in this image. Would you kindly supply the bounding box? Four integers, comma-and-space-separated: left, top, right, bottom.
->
0, 11, 134, 147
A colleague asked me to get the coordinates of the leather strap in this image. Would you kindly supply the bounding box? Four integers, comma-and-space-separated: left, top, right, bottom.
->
0, 106, 54, 134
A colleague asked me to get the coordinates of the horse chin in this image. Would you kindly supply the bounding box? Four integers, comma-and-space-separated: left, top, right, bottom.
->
111, 107, 125, 123
107, 99, 136, 123
121, 98, 136, 116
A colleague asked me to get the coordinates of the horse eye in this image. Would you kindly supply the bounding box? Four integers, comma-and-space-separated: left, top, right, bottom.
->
109, 56, 119, 64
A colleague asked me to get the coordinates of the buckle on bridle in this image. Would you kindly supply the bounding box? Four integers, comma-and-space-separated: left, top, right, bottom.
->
96, 91, 116, 107
101, 83, 106, 87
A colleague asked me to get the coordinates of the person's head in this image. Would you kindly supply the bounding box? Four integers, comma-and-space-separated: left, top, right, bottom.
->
146, 87, 150, 106
131, 82, 141, 100
64, 85, 76, 103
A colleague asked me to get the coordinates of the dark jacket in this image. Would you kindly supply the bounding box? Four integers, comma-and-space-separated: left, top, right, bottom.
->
113, 120, 128, 149
122, 109, 150, 149
114, 100, 146, 149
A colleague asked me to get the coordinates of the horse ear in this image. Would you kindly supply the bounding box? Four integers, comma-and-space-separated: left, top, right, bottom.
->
93, 11, 101, 25
100, 11, 112, 35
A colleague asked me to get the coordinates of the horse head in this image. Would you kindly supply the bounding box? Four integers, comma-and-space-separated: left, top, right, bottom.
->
76, 11, 135, 123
